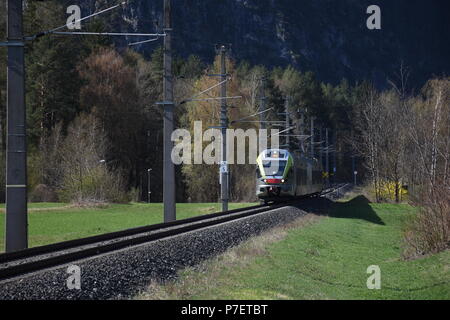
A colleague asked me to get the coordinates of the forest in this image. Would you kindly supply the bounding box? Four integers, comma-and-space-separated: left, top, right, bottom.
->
0, 1, 448, 255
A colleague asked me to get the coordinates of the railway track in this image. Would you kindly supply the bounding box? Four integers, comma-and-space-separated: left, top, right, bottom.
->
0, 183, 348, 282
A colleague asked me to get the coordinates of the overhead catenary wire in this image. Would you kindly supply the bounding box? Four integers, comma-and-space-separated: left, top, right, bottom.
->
278, 134, 312, 139
230, 120, 285, 124
176, 76, 217, 101
3, 0, 167, 251
179, 77, 231, 104
128, 37, 161, 46
270, 126, 296, 137
52, 32, 165, 37
3, 2, 162, 47
25, 1, 128, 41
185, 96, 242, 103
230, 107, 274, 124
21, 1, 164, 46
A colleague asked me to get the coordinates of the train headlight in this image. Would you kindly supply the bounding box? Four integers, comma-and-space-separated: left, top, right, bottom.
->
281, 179, 285, 183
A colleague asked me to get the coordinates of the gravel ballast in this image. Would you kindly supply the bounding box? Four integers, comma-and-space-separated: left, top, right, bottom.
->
0, 198, 333, 300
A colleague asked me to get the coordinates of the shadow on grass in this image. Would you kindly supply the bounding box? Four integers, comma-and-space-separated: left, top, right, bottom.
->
295, 195, 385, 225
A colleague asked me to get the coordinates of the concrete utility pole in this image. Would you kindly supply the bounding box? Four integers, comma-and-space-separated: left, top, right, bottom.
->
163, 0, 176, 222
5, 0, 28, 252
219, 45, 229, 212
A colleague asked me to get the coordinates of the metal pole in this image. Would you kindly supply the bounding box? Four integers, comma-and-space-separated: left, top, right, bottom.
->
285, 96, 289, 148
310, 117, 315, 158
319, 126, 323, 168
163, 0, 176, 222
259, 79, 266, 130
147, 169, 152, 203
325, 128, 329, 187
5, 0, 28, 252
219, 45, 229, 212
300, 112, 305, 153
351, 130, 356, 186
333, 131, 337, 184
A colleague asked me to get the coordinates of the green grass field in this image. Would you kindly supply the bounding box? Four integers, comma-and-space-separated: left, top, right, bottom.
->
0, 202, 256, 252
140, 195, 450, 300
0, 202, 69, 209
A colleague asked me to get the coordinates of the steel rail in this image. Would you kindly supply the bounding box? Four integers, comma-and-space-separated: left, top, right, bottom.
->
0, 203, 291, 281
0, 184, 348, 281
0, 203, 267, 264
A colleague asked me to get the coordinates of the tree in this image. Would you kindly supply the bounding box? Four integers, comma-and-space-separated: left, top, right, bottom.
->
352, 83, 383, 202
58, 113, 127, 203
78, 48, 145, 191
379, 90, 408, 202
273, 66, 326, 154
25, 1, 79, 145
23, 0, 111, 147
180, 55, 259, 202
403, 77, 450, 255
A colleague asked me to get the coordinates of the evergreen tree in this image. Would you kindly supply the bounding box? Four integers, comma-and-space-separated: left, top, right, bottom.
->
24, 0, 111, 146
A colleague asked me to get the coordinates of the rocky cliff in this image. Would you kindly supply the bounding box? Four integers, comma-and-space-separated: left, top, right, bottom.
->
82, 0, 450, 87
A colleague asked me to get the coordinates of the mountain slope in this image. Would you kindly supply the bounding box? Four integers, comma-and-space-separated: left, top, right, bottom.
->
83, 0, 450, 87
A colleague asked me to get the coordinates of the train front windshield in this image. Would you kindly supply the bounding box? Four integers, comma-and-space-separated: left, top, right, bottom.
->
262, 160, 287, 176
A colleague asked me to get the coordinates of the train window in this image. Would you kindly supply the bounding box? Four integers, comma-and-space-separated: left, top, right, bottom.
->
266, 151, 285, 158
262, 160, 287, 176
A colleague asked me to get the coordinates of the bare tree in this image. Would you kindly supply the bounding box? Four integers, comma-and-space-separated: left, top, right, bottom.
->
402, 78, 450, 256
58, 113, 127, 204
379, 90, 408, 202
353, 84, 383, 201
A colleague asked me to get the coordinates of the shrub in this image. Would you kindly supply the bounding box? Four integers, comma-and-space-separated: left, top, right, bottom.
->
58, 164, 129, 204
56, 113, 129, 204
403, 185, 450, 258
128, 187, 141, 203
29, 184, 58, 202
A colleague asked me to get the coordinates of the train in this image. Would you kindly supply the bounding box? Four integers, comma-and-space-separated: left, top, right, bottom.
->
255, 149, 323, 203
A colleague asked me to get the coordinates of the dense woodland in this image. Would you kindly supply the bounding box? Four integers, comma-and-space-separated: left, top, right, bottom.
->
0, 1, 448, 255
0, 0, 360, 204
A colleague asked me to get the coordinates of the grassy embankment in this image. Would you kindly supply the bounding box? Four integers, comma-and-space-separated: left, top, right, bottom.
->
0, 202, 256, 252
138, 195, 449, 300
